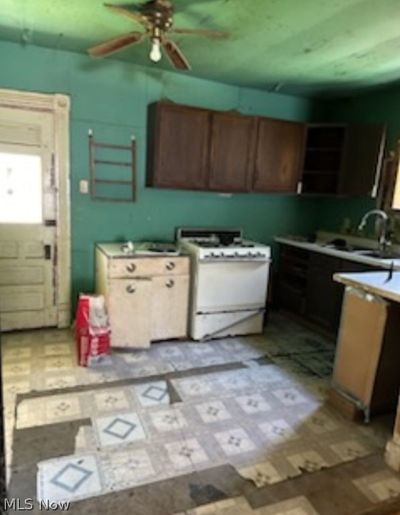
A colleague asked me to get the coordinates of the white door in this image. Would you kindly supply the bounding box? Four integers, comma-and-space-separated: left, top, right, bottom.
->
0, 106, 57, 331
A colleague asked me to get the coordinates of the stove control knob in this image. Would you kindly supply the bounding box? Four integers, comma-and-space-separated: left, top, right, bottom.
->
234, 252, 239, 257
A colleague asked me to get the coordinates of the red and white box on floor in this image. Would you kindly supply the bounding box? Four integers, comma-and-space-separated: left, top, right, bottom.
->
75, 294, 111, 366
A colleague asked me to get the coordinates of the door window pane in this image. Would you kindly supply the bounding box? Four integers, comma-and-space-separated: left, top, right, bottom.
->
0, 152, 42, 223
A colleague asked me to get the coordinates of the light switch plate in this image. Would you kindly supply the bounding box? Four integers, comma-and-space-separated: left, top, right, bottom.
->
79, 180, 89, 194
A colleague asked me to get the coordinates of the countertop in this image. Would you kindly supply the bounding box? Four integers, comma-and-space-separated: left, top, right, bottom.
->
96, 242, 185, 259
333, 271, 400, 303
275, 234, 400, 270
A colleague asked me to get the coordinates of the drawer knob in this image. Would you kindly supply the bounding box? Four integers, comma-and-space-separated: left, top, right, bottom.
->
126, 263, 136, 273
166, 261, 176, 271
126, 284, 136, 294
166, 279, 175, 288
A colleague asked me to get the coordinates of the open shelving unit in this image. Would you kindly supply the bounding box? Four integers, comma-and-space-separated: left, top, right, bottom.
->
301, 125, 347, 195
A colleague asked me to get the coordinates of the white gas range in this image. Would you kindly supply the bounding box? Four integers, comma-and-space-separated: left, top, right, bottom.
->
177, 228, 271, 341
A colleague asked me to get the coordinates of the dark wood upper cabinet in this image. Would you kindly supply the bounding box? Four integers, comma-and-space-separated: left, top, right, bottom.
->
253, 118, 305, 193
147, 102, 210, 190
147, 101, 386, 197
208, 112, 257, 192
338, 124, 386, 197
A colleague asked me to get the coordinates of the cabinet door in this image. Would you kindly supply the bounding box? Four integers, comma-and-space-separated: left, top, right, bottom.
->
339, 124, 386, 197
253, 118, 305, 192
151, 275, 189, 341
333, 289, 388, 406
147, 102, 210, 190
209, 112, 256, 192
108, 278, 152, 348
306, 253, 343, 331
276, 244, 309, 314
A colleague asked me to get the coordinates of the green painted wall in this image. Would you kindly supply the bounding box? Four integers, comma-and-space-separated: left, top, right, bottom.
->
330, 86, 400, 147
0, 40, 326, 303
316, 84, 400, 233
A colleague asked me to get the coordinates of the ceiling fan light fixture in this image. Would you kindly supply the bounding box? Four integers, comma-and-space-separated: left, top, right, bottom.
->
150, 37, 162, 62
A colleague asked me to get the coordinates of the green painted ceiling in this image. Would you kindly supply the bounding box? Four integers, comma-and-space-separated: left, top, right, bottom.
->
1, 0, 400, 96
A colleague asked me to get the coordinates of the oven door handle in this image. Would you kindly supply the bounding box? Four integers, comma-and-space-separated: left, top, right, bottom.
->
199, 258, 271, 264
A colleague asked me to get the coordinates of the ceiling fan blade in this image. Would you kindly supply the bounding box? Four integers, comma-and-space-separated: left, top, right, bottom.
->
103, 3, 149, 27
169, 28, 228, 38
161, 38, 191, 71
88, 32, 144, 58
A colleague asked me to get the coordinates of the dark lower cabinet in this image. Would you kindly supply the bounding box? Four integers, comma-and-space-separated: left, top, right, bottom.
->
306, 253, 343, 332
276, 244, 377, 334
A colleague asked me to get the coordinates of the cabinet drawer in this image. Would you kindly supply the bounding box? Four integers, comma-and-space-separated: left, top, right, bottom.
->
108, 257, 189, 278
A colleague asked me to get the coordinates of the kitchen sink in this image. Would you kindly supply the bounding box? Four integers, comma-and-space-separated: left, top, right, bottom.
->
318, 242, 400, 260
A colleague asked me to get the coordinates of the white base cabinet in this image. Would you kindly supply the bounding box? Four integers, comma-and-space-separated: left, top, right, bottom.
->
95, 244, 190, 348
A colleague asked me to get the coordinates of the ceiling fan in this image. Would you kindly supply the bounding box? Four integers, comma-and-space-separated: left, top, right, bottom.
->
88, 1, 228, 71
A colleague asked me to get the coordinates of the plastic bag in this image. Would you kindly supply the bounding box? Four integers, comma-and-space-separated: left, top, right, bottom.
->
75, 294, 111, 366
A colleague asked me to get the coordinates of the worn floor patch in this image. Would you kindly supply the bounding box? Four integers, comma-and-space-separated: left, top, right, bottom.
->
2, 312, 399, 514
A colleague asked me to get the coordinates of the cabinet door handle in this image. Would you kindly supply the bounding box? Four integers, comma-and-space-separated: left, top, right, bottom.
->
296, 181, 303, 194
166, 279, 175, 288
126, 263, 136, 273
166, 261, 176, 271
126, 284, 136, 294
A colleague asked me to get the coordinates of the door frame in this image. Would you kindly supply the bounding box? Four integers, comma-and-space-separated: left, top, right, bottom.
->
0, 88, 71, 328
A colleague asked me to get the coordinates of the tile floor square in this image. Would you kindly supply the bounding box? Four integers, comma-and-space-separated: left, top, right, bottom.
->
217, 371, 253, 391
305, 412, 339, 434
239, 461, 283, 487
330, 439, 370, 462
177, 378, 213, 397
191, 343, 215, 355
44, 343, 72, 356
259, 419, 299, 444
45, 396, 82, 422
45, 375, 77, 390
236, 394, 271, 415
120, 351, 149, 364
94, 390, 130, 412
256, 495, 320, 514
272, 388, 308, 406
45, 357, 73, 372
37, 454, 102, 503
165, 438, 209, 469
2, 347, 32, 361
196, 400, 232, 424
102, 448, 155, 491
157, 346, 185, 360
150, 408, 188, 432
214, 428, 256, 456
94, 412, 146, 447
3, 362, 31, 378
287, 450, 328, 473
353, 471, 400, 503
134, 381, 170, 407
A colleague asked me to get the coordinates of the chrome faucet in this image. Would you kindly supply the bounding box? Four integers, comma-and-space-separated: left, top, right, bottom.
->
358, 209, 390, 255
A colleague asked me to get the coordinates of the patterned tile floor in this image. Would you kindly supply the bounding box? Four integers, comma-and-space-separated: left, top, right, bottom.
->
1, 312, 399, 514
